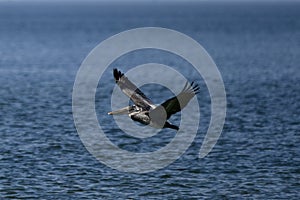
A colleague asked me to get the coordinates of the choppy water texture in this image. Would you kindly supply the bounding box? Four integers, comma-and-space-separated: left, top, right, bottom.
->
1, 1, 300, 199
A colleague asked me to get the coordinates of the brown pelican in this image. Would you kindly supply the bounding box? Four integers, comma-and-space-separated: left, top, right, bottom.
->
108, 69, 199, 130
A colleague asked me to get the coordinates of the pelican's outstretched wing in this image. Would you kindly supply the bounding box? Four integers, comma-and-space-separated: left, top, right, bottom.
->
113, 68, 155, 110
151, 82, 199, 119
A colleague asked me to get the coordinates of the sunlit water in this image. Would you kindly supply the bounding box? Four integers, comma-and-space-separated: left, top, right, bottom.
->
0, 1, 299, 199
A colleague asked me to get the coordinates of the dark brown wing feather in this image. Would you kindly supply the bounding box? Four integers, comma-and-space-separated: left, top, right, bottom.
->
113, 69, 154, 110
156, 81, 199, 119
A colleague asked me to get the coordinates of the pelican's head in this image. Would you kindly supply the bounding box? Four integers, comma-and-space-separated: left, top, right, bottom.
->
108, 105, 138, 115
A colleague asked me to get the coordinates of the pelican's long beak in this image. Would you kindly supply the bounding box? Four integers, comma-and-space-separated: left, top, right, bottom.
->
108, 106, 130, 115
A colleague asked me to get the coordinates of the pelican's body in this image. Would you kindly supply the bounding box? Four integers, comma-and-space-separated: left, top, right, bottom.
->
108, 69, 199, 130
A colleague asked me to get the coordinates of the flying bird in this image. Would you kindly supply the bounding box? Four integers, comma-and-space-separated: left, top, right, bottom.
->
108, 69, 199, 130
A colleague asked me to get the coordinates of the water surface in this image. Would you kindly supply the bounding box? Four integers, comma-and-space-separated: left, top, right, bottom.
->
0, 1, 299, 199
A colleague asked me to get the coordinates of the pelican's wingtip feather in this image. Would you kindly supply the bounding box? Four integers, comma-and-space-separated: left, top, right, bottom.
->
182, 81, 200, 94
113, 68, 124, 82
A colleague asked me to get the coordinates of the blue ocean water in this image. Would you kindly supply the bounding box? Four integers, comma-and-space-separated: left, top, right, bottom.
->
0, 1, 299, 199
